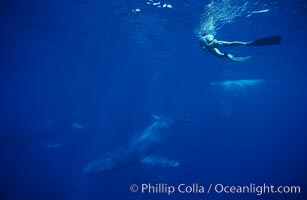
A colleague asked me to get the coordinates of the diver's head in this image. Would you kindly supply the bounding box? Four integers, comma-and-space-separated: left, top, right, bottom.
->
201, 32, 214, 37
203, 34, 214, 43
201, 32, 208, 37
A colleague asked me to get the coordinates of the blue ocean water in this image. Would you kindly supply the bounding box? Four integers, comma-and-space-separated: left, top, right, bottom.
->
1, 0, 306, 199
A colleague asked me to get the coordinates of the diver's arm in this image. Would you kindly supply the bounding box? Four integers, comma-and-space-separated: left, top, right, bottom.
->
211, 48, 250, 62
216, 40, 248, 47
210, 48, 226, 58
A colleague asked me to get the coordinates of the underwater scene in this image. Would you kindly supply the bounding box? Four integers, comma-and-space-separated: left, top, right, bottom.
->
1, 0, 306, 199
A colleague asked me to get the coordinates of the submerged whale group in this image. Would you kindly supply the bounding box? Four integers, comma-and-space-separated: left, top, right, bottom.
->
84, 79, 264, 175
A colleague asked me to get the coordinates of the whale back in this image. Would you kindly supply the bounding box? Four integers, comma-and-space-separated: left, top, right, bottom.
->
127, 115, 173, 157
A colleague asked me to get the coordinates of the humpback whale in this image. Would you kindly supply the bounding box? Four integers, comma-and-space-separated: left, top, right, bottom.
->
83, 115, 180, 176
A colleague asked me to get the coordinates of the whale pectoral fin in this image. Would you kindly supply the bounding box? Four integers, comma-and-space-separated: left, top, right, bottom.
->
141, 156, 179, 167
151, 114, 161, 120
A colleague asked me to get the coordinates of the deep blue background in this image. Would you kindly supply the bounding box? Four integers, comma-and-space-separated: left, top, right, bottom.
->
0, 0, 306, 199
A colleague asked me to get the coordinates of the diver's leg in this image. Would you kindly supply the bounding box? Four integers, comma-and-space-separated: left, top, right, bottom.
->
217, 40, 248, 47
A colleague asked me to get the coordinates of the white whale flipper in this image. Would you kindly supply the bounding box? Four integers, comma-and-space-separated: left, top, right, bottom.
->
141, 156, 179, 167
151, 114, 161, 120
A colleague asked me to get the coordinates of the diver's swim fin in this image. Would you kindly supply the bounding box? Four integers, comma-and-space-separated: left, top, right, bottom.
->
247, 35, 281, 46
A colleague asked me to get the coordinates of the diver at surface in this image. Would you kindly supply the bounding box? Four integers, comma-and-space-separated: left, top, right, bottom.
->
199, 34, 281, 62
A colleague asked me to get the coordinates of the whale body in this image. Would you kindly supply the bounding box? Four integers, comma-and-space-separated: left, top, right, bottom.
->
83, 115, 179, 176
